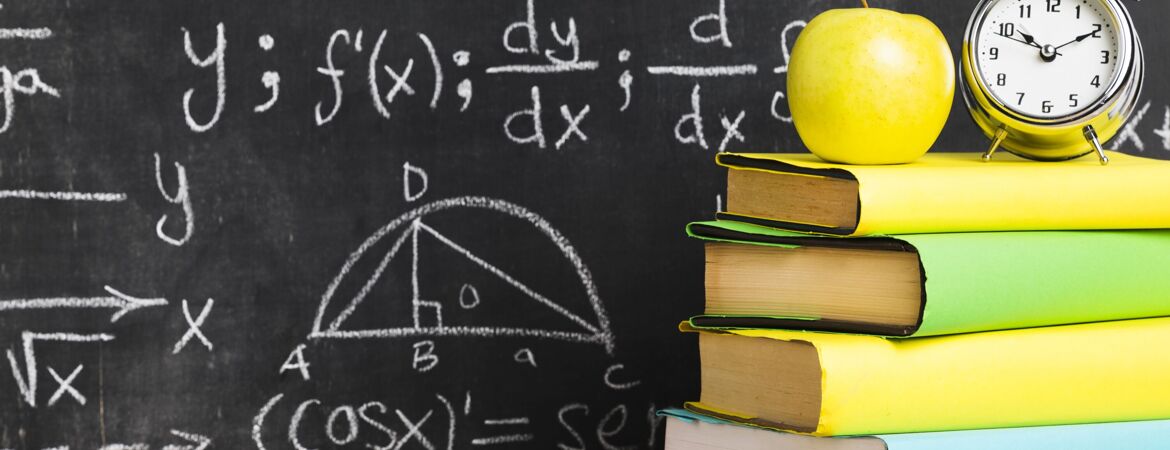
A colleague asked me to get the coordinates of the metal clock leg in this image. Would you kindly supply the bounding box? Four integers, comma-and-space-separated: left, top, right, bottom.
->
982, 127, 1008, 162
1083, 125, 1110, 166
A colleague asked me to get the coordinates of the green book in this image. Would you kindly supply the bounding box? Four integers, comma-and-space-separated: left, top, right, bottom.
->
688, 220, 1170, 337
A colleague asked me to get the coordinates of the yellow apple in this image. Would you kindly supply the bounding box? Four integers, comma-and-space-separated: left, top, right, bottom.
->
788, 6, 954, 165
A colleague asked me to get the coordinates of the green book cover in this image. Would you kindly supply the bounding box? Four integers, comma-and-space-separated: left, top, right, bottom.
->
688, 220, 1170, 337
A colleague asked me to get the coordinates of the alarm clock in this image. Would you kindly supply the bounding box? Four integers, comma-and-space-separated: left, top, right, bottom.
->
960, 0, 1144, 164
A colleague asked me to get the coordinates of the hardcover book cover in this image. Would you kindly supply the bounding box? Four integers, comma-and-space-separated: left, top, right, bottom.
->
716, 151, 1170, 235
688, 220, 1170, 337
683, 317, 1170, 436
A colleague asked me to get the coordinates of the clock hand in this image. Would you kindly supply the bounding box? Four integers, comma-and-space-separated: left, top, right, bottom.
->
996, 32, 1041, 49
1016, 28, 1042, 48
996, 23, 1063, 61
1055, 30, 1098, 50
1016, 24, 1064, 56
996, 32, 1062, 56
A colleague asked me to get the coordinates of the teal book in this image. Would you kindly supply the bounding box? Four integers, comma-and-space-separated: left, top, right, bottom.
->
689, 220, 1170, 337
661, 409, 1170, 450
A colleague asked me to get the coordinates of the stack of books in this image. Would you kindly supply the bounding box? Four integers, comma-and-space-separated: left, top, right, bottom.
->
666, 151, 1170, 449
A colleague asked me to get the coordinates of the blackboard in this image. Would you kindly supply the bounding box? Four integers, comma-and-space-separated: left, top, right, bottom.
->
0, 0, 1166, 448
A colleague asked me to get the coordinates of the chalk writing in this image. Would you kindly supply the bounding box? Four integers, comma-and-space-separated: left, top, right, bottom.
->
412, 340, 439, 372
1157, 106, 1170, 150
382, 58, 415, 105
163, 429, 212, 450
96, 4, 1143, 156
315, 30, 350, 125
403, 162, 429, 202
556, 104, 590, 149
326, 405, 360, 445
0, 190, 125, 202
254, 394, 285, 450
458, 283, 481, 309
36, 430, 214, 450
556, 404, 589, 450
644, 405, 665, 448
689, 0, 732, 48
1115, 101, 1151, 151
645, 65, 756, 76
6, 331, 114, 407
255, 392, 662, 450
420, 33, 443, 109
718, 110, 746, 152
545, 19, 580, 65
503, 0, 539, 54
770, 20, 807, 123
280, 344, 311, 380
368, 29, 393, 118
1107, 100, 1170, 154
46, 364, 85, 406
0, 66, 60, 134
603, 364, 641, 390
154, 153, 195, 246
181, 23, 226, 132
172, 299, 214, 354
505, 86, 546, 147
486, 62, 599, 74
0, 27, 51, 39
513, 348, 537, 367
618, 50, 633, 112
597, 404, 633, 450
254, 34, 280, 113
471, 434, 533, 446
454, 51, 473, 111
147, 0, 811, 152
674, 84, 706, 149
0, 286, 167, 322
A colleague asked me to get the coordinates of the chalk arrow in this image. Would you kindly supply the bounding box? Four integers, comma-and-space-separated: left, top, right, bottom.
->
0, 286, 169, 322
162, 429, 211, 450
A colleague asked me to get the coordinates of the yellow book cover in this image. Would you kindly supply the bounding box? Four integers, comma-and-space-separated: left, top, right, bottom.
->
717, 151, 1170, 236
683, 317, 1170, 436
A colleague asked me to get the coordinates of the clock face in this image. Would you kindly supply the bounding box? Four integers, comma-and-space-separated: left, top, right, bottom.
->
974, 0, 1124, 120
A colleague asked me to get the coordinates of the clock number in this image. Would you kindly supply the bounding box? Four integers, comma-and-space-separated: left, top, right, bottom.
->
989, 47, 999, 60
1046, 0, 1061, 13
1069, 94, 1079, 108
1042, 100, 1054, 114
1016, 92, 1025, 106
1091, 75, 1101, 88
1091, 24, 1102, 38
1101, 50, 1110, 64
1019, 4, 1032, 18
1075, 5, 1081, 19
997, 73, 1006, 86
998, 23, 1015, 37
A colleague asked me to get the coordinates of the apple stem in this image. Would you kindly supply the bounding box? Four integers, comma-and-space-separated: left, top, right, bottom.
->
860, 0, 869, 7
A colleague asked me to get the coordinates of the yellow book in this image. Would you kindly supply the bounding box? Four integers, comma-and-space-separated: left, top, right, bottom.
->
717, 151, 1170, 236
682, 317, 1170, 436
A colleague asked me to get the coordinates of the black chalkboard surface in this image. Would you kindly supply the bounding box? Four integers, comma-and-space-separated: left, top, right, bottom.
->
0, 0, 1166, 448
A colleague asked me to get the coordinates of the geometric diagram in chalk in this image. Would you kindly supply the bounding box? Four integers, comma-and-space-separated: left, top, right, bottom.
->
6, 331, 114, 407
309, 196, 614, 354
